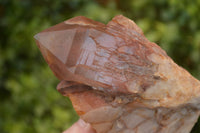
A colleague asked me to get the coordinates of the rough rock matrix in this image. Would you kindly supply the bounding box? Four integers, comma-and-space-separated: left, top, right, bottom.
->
34, 15, 200, 133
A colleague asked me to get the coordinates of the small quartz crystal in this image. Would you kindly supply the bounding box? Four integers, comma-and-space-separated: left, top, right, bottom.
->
35, 15, 200, 133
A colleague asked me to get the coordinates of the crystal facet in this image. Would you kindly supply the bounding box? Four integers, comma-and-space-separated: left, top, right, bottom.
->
35, 15, 200, 133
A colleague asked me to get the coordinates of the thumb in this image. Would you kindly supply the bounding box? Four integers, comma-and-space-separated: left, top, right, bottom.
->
63, 119, 96, 133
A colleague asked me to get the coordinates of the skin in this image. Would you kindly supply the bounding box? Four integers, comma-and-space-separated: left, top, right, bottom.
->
63, 119, 96, 133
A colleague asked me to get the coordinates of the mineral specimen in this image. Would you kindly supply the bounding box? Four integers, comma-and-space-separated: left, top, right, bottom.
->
34, 15, 200, 133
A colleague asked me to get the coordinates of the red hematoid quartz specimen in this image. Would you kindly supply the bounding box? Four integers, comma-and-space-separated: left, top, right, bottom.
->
34, 15, 200, 133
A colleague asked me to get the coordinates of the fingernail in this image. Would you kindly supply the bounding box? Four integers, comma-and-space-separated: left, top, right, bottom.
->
77, 119, 88, 128
77, 119, 96, 133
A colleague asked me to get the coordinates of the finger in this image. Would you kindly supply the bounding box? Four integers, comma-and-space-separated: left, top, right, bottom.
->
63, 119, 96, 133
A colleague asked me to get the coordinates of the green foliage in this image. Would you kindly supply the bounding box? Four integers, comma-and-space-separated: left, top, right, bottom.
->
0, 0, 200, 132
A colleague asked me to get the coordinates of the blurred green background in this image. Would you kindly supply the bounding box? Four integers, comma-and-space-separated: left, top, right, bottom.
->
0, 0, 200, 132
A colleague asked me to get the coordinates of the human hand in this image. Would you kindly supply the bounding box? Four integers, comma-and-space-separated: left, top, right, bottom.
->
63, 119, 96, 133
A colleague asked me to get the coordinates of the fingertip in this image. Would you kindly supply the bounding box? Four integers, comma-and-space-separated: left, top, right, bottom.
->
63, 119, 96, 133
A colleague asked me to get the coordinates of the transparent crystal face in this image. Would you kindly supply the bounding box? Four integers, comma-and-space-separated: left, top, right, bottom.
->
34, 16, 161, 94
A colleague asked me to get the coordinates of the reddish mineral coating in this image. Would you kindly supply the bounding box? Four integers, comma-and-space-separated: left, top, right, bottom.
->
34, 15, 200, 133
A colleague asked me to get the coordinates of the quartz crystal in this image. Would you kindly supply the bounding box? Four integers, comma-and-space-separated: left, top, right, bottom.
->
34, 15, 200, 133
